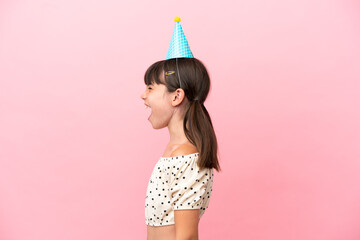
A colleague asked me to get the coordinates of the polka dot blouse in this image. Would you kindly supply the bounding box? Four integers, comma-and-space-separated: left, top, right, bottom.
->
145, 152, 214, 226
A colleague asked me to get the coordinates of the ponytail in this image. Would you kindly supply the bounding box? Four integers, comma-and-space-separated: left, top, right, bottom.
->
183, 100, 221, 172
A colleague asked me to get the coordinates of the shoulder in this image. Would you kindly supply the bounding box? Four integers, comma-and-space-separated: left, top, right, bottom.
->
170, 143, 198, 158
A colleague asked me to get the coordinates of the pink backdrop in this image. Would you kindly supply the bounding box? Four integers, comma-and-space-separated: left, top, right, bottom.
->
1, 0, 360, 239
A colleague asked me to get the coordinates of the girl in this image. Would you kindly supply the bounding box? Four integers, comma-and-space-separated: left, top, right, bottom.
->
141, 17, 221, 240
141, 57, 221, 240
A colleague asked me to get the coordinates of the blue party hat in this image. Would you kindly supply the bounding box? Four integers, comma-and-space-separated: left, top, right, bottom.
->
165, 17, 194, 60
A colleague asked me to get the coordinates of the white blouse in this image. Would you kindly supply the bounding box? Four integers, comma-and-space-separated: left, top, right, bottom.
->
145, 152, 214, 226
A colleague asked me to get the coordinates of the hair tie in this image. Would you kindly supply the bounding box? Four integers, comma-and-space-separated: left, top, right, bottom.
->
193, 98, 204, 105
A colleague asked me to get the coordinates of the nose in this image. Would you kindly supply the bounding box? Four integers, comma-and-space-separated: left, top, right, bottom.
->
140, 90, 146, 100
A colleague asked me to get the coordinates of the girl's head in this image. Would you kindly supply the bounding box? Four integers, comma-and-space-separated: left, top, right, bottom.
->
141, 57, 221, 172
144, 58, 210, 105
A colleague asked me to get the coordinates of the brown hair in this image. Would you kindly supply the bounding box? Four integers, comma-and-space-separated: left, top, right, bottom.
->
144, 58, 221, 172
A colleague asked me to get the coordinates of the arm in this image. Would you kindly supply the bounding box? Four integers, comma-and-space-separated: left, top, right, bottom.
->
170, 144, 201, 240
174, 209, 199, 240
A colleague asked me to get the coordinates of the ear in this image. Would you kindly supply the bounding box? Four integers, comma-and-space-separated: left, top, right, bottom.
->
171, 88, 185, 107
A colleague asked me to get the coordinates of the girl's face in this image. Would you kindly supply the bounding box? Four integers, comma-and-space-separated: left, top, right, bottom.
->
140, 82, 175, 129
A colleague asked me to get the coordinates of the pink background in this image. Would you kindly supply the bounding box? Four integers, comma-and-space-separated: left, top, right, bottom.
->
1, 0, 360, 239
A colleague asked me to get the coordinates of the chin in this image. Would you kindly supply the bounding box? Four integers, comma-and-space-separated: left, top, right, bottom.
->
151, 124, 167, 130
150, 120, 169, 130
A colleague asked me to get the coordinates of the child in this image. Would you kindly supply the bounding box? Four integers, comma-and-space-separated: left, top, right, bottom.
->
141, 17, 221, 240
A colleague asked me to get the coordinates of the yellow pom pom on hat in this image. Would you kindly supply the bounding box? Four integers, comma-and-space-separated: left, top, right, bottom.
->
165, 16, 194, 59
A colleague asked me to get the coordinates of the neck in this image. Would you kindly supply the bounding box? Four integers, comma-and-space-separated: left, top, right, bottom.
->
167, 102, 190, 145
167, 115, 188, 145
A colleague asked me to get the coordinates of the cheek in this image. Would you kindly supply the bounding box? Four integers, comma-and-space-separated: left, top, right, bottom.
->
151, 100, 173, 119
152, 95, 172, 111
153, 103, 172, 116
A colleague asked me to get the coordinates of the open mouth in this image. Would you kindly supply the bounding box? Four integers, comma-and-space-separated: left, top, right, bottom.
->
145, 104, 151, 119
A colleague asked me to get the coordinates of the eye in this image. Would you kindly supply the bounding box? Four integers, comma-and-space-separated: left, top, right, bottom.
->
147, 87, 152, 90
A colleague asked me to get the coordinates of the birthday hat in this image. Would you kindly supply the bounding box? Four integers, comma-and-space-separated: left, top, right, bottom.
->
165, 17, 194, 60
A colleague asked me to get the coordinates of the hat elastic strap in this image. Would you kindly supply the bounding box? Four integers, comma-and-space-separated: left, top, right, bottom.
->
176, 58, 183, 89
